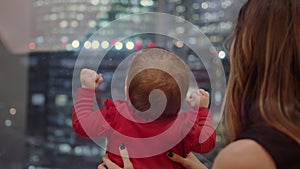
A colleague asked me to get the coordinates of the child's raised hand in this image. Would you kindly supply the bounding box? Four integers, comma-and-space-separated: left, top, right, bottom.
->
80, 68, 103, 89
187, 89, 210, 108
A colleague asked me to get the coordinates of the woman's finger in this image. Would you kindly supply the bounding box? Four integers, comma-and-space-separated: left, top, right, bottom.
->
119, 144, 134, 169
186, 152, 200, 162
103, 155, 121, 169
168, 152, 208, 169
168, 152, 189, 167
186, 153, 208, 169
97, 163, 108, 169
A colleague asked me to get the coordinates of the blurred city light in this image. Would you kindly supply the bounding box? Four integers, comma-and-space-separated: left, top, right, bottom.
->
84, 41, 92, 49
92, 40, 100, 49
218, 50, 226, 59
9, 107, 17, 115
101, 40, 110, 49
115, 41, 123, 50
71, 40, 80, 49
126, 41, 134, 50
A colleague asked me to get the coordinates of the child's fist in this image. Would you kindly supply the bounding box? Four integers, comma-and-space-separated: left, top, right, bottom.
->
80, 68, 103, 89
187, 89, 210, 108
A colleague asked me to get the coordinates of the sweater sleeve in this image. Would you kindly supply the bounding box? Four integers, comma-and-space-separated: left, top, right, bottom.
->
184, 107, 216, 154
72, 88, 117, 138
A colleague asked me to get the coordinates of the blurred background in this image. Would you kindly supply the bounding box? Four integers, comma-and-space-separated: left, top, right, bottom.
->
0, 0, 245, 168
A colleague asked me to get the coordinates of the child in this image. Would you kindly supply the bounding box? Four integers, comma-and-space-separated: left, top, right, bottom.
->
72, 48, 216, 168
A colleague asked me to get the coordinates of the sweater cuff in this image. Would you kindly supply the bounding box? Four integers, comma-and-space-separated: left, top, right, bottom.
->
76, 88, 96, 102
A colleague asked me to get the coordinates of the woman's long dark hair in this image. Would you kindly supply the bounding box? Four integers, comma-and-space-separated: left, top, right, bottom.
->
224, 0, 300, 143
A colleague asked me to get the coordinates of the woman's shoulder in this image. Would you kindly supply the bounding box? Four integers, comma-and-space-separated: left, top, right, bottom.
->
212, 139, 276, 169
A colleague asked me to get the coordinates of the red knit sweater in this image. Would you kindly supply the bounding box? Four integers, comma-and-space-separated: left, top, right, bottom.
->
72, 88, 216, 169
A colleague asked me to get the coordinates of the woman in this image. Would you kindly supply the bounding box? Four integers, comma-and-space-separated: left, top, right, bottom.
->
98, 0, 300, 168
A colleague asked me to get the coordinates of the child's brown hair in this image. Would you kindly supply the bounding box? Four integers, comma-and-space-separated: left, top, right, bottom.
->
126, 47, 190, 120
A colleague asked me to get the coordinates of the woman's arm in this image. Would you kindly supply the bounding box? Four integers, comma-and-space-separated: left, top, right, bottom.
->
99, 140, 277, 169
213, 139, 276, 169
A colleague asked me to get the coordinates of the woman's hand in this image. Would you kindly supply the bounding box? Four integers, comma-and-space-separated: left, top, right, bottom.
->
168, 152, 208, 169
98, 144, 133, 169
97, 144, 207, 169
